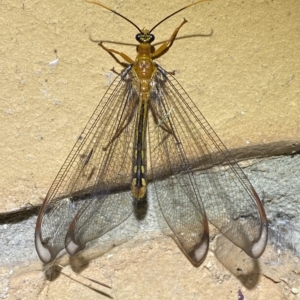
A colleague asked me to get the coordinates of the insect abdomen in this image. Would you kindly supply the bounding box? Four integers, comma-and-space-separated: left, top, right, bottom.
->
131, 99, 148, 199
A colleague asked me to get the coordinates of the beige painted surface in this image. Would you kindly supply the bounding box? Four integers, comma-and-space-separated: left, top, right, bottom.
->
0, 0, 299, 212
5, 235, 300, 300
1, 1, 300, 299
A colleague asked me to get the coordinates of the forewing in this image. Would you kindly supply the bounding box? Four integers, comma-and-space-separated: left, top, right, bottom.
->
35, 67, 138, 263
147, 65, 267, 264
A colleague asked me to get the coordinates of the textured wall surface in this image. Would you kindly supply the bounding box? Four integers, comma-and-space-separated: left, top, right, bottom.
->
0, 0, 299, 299
0, 0, 299, 213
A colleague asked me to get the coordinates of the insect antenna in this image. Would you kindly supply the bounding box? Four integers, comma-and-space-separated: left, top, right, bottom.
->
85, 0, 211, 35
149, 0, 212, 33
84, 0, 142, 33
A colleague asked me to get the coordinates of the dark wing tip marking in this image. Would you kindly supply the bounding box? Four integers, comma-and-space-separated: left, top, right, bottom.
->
187, 228, 209, 267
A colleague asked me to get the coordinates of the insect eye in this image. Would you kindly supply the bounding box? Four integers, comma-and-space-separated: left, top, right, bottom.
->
135, 33, 155, 43
149, 34, 155, 43
135, 33, 141, 42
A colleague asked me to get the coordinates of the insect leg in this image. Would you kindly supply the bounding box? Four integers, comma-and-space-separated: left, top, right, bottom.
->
99, 42, 134, 65
149, 98, 180, 143
152, 19, 188, 59
103, 97, 138, 151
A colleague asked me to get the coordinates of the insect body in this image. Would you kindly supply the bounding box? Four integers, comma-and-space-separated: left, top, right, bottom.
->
35, 0, 268, 267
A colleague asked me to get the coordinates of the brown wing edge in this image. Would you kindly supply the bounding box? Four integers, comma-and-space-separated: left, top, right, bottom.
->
65, 215, 87, 256
172, 217, 210, 267
188, 228, 210, 267
34, 198, 86, 264
245, 186, 268, 259
35, 206, 56, 264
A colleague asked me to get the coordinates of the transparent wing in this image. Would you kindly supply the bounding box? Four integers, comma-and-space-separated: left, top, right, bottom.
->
35, 67, 139, 264
147, 65, 267, 266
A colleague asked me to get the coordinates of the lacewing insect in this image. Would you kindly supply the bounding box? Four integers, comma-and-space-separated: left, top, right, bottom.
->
35, 0, 268, 267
